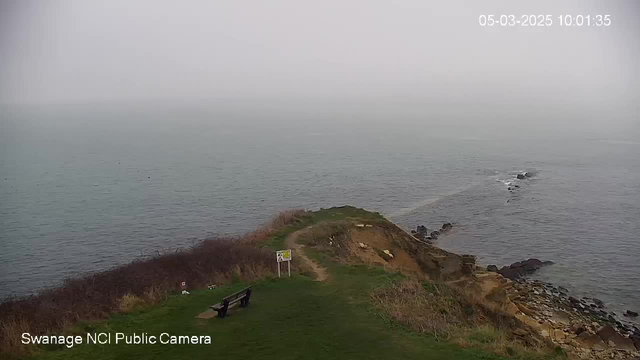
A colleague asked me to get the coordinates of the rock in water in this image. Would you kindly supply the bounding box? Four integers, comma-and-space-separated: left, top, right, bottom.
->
624, 310, 639, 317
496, 258, 552, 280
517, 174, 526, 180
441, 223, 452, 232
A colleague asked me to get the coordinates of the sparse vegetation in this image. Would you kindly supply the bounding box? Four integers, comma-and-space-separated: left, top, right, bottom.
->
370, 279, 560, 359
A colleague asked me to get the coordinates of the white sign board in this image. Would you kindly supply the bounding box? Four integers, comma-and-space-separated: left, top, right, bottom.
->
276, 249, 292, 263
276, 249, 292, 277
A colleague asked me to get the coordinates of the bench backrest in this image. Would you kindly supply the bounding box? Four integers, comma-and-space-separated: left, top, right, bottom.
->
223, 286, 251, 302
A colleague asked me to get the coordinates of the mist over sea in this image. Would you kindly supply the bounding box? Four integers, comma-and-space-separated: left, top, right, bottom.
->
1, 104, 639, 320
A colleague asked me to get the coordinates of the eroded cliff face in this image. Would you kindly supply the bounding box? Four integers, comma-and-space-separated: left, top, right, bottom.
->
315, 220, 469, 281
302, 217, 640, 360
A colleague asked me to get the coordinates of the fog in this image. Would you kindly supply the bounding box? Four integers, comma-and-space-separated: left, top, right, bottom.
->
0, 0, 638, 135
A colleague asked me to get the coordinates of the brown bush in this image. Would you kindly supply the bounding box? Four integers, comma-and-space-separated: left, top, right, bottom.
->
370, 279, 551, 357
371, 279, 469, 340
0, 209, 308, 357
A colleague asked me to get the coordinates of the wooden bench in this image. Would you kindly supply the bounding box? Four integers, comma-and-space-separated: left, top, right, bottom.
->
210, 286, 252, 318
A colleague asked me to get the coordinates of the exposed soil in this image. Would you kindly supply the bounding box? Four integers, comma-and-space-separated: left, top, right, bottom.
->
286, 227, 328, 282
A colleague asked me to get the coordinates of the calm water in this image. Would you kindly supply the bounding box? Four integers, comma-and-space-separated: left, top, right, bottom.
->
1, 105, 639, 320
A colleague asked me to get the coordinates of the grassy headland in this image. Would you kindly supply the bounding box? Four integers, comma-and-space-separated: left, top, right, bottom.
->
1, 206, 566, 360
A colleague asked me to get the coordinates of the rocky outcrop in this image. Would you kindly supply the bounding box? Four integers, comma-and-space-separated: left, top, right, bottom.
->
412, 225, 430, 241
461, 255, 476, 274
494, 258, 554, 280
486, 264, 499, 272
412, 223, 452, 241
624, 310, 639, 318
598, 325, 637, 351
507, 278, 640, 359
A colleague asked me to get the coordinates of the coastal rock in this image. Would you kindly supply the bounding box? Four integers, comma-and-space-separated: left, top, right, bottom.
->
609, 335, 636, 351
487, 265, 499, 272
597, 325, 619, 342
496, 258, 551, 280
569, 296, 581, 305
577, 332, 607, 350
430, 231, 439, 240
517, 174, 526, 180
524, 172, 534, 178
441, 222, 452, 232
461, 255, 476, 274
625, 310, 639, 318
558, 286, 569, 295
570, 324, 586, 335
416, 225, 428, 234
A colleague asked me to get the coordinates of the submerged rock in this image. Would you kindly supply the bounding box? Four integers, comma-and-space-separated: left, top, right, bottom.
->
497, 258, 552, 280
625, 310, 639, 317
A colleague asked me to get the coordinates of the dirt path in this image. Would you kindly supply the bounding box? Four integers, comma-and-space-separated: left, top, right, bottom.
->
286, 228, 328, 281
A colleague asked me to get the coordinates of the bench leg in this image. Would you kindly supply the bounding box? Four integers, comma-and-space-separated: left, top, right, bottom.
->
240, 289, 252, 307
218, 300, 230, 318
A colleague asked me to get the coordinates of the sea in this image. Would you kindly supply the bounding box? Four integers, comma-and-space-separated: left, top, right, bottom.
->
1, 103, 638, 322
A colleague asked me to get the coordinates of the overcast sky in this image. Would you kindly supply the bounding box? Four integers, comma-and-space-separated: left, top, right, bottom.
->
0, 0, 638, 131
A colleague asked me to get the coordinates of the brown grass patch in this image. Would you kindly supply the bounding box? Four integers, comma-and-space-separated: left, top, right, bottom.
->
300, 222, 349, 247
371, 279, 555, 358
117, 294, 146, 313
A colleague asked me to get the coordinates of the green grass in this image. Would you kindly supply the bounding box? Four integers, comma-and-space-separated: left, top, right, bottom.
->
29, 265, 510, 360
25, 207, 560, 360
268, 206, 386, 250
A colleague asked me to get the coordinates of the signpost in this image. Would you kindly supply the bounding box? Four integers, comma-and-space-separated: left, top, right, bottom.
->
276, 249, 292, 278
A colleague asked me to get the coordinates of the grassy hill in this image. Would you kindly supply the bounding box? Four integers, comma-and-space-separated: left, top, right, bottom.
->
31, 267, 512, 360
11, 207, 565, 360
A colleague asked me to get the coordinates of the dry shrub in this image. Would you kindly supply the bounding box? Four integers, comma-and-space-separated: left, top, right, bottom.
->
371, 279, 469, 340
1, 319, 33, 357
0, 237, 276, 357
371, 279, 551, 357
143, 286, 168, 304
117, 294, 146, 313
